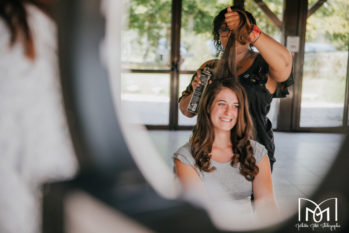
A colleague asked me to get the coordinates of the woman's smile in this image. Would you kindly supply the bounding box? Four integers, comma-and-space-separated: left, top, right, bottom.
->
210, 87, 239, 132
219, 117, 233, 122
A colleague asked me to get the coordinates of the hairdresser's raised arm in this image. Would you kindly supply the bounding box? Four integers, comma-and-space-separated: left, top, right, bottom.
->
179, 70, 201, 117
249, 31, 292, 83
179, 59, 216, 117
225, 7, 292, 83
179, 93, 196, 117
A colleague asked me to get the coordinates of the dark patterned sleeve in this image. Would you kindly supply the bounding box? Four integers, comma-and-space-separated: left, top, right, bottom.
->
257, 54, 294, 98
273, 69, 294, 98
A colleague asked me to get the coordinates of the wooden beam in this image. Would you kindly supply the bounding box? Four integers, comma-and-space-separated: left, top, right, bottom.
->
233, 0, 245, 8
253, 0, 282, 29
308, 0, 328, 18
169, 0, 182, 129
278, 0, 308, 131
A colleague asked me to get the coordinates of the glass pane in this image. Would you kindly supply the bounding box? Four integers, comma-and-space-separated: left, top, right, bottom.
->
121, 73, 170, 125
300, 0, 349, 127
180, 1, 228, 71
178, 73, 197, 126
122, 0, 171, 70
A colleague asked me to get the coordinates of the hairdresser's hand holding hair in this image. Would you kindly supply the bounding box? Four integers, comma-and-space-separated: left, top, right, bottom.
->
179, 5, 294, 171
225, 6, 292, 85
224, 7, 242, 31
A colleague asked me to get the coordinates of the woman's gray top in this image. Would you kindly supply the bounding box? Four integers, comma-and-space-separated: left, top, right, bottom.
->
173, 140, 267, 202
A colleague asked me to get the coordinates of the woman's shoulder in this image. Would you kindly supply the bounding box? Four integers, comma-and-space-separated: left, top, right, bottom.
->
173, 142, 196, 166
249, 140, 267, 163
174, 142, 191, 154
27, 4, 54, 29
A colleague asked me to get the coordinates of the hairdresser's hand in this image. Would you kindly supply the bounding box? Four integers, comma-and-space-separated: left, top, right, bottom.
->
191, 70, 201, 91
225, 7, 240, 31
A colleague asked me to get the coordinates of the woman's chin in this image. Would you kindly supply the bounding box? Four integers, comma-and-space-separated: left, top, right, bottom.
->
215, 125, 235, 132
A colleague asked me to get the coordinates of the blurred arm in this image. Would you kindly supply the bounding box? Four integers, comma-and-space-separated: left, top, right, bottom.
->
252, 155, 278, 217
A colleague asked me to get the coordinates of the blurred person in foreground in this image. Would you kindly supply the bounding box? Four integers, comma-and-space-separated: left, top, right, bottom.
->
0, 1, 77, 232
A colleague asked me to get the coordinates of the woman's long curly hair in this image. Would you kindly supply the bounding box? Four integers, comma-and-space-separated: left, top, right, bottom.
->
0, 0, 50, 60
213, 5, 256, 55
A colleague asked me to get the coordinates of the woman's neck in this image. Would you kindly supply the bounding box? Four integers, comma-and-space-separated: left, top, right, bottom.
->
235, 47, 255, 74
212, 130, 232, 148
236, 47, 250, 63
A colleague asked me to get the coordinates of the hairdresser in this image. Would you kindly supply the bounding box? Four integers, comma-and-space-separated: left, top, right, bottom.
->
178, 6, 293, 171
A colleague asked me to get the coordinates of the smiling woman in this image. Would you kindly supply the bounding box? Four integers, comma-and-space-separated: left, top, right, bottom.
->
174, 78, 277, 225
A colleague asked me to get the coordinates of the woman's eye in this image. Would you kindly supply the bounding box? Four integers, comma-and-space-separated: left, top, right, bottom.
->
218, 103, 225, 106
233, 105, 240, 108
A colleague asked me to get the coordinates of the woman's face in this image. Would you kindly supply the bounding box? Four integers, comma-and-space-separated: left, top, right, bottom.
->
209, 87, 239, 133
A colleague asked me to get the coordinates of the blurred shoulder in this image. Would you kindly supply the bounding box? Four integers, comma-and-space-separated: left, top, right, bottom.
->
173, 142, 195, 167
174, 142, 191, 155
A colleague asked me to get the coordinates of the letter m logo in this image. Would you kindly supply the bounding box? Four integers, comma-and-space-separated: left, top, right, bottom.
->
298, 198, 338, 223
